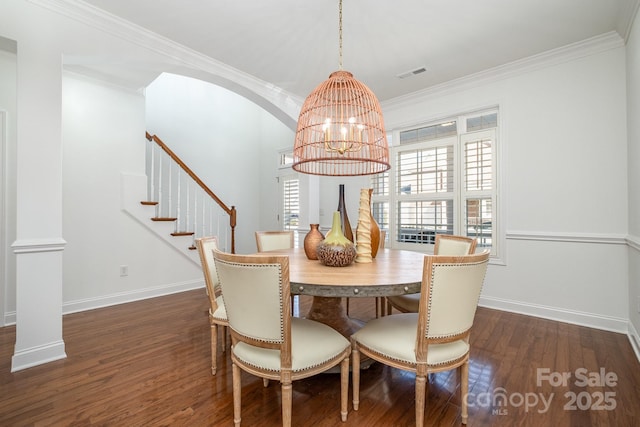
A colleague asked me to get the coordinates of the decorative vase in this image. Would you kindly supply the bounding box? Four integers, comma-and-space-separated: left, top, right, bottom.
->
303, 224, 324, 260
355, 189, 373, 263
369, 188, 381, 258
337, 184, 354, 242
317, 211, 356, 267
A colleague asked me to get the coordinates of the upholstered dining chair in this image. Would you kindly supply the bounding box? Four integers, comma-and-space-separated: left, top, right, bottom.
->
386, 234, 477, 314
255, 230, 294, 252
351, 250, 490, 426
212, 248, 351, 427
195, 236, 228, 375
255, 230, 297, 311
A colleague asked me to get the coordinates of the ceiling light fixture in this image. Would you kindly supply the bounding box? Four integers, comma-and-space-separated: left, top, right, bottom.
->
292, 0, 390, 176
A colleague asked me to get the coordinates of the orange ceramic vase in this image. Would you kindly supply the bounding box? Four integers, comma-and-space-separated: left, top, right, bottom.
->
303, 224, 324, 260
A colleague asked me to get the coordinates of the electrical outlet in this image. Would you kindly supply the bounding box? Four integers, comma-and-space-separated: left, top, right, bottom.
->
120, 265, 128, 277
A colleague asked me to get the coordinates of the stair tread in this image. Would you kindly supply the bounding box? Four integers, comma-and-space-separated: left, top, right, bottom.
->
141, 201, 158, 206
171, 232, 195, 236
151, 217, 177, 221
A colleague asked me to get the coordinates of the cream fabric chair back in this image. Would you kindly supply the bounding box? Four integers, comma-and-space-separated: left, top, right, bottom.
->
255, 230, 294, 252
420, 251, 489, 340
385, 234, 478, 315
196, 236, 220, 308
195, 236, 228, 376
434, 234, 477, 256
214, 251, 288, 343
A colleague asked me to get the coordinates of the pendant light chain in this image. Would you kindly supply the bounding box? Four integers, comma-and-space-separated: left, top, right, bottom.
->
292, 0, 390, 176
339, 0, 343, 70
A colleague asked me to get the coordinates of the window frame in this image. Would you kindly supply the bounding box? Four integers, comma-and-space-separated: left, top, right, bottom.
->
279, 174, 300, 232
372, 110, 500, 258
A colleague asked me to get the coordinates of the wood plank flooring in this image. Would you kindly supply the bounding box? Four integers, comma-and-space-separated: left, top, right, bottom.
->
1, 290, 639, 426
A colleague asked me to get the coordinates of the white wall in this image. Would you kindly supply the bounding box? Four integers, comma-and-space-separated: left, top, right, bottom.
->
382, 39, 629, 331
626, 10, 640, 350
145, 73, 295, 254
316, 176, 370, 231
61, 73, 203, 311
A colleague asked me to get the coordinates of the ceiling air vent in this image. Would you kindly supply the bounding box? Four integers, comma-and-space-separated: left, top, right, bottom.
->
396, 66, 428, 79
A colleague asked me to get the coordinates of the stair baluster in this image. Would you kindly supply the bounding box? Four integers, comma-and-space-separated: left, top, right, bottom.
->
144, 132, 236, 253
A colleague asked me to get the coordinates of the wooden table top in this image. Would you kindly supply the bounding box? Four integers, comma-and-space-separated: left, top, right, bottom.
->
269, 247, 425, 298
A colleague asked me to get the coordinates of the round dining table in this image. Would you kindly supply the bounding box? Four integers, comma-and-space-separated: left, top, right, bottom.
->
268, 247, 425, 337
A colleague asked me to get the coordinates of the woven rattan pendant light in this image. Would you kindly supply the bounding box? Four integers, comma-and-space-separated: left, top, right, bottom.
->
292, 0, 390, 176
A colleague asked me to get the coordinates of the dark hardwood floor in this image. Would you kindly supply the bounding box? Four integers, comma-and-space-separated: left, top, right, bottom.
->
1, 290, 639, 426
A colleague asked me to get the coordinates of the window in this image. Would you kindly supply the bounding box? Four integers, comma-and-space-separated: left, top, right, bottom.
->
281, 176, 299, 231
371, 172, 389, 234
372, 110, 498, 255
463, 132, 494, 248
279, 151, 294, 168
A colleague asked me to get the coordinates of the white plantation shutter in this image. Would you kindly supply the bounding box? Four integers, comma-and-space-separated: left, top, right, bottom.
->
282, 177, 299, 231
372, 110, 498, 255
463, 130, 495, 249
371, 171, 390, 233
396, 141, 456, 243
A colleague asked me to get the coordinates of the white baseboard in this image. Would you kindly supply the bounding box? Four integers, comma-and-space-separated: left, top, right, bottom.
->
3, 280, 204, 326
62, 279, 204, 315
628, 322, 640, 363
4, 311, 15, 325
479, 295, 628, 333
11, 340, 66, 372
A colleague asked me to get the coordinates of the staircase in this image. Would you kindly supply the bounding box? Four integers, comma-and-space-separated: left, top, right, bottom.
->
120, 133, 236, 263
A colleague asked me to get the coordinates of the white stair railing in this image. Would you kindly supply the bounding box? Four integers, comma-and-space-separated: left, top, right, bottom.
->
144, 132, 237, 253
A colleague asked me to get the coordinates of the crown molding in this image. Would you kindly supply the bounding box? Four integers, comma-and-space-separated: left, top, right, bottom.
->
618, 0, 640, 42
27, 0, 303, 121
383, 31, 625, 110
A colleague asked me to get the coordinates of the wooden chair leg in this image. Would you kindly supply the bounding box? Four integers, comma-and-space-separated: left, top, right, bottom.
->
211, 323, 217, 375
376, 297, 388, 317
461, 362, 469, 424
415, 374, 427, 427
281, 381, 293, 427
232, 363, 241, 427
352, 347, 360, 411
340, 356, 349, 421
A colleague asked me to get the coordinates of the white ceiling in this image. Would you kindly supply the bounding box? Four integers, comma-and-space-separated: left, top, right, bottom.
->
79, 0, 638, 102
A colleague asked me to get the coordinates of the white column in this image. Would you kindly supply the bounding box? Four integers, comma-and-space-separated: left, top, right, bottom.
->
11, 34, 66, 371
